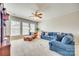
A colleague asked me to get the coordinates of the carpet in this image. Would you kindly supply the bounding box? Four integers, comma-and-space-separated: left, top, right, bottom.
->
10, 39, 61, 56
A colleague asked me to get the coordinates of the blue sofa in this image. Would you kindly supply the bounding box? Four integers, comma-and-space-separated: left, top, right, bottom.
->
41, 32, 48, 40
49, 33, 75, 56
41, 32, 58, 41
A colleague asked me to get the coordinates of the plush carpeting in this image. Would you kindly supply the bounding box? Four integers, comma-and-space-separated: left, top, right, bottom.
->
10, 39, 61, 56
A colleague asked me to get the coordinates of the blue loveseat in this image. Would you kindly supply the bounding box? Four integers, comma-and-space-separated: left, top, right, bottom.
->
41, 32, 58, 41
49, 33, 75, 56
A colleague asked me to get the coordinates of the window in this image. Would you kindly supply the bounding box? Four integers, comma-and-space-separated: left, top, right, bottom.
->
11, 20, 20, 36
10, 19, 36, 36
22, 22, 29, 35
30, 23, 35, 32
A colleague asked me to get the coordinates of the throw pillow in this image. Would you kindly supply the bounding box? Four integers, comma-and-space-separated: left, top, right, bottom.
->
61, 35, 73, 44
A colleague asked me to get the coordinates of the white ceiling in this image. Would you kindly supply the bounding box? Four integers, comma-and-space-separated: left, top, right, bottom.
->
4, 3, 39, 21
4, 3, 79, 21
37, 3, 79, 20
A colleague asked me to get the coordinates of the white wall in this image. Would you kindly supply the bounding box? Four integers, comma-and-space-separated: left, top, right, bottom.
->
39, 4, 79, 34
39, 10, 79, 34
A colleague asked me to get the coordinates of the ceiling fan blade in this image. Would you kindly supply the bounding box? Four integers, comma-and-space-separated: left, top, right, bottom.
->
38, 13, 43, 15
39, 17, 42, 18
37, 16, 42, 18
30, 10, 43, 19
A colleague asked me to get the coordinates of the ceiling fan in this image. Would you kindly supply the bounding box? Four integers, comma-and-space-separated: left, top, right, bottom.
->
30, 10, 43, 19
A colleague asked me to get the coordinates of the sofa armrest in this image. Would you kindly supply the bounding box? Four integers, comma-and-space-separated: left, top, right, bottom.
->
62, 43, 74, 52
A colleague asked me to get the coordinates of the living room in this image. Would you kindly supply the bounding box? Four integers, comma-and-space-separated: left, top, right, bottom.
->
0, 3, 79, 56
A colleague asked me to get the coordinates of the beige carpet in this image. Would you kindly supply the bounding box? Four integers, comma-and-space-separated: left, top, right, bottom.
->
10, 39, 61, 56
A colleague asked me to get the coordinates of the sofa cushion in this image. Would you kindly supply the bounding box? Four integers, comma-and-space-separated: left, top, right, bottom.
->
48, 32, 53, 36
49, 36, 58, 41
45, 32, 48, 36
48, 32, 57, 36
41, 32, 45, 35
49, 41, 74, 52
56, 33, 62, 41
61, 35, 73, 44
56, 33, 68, 41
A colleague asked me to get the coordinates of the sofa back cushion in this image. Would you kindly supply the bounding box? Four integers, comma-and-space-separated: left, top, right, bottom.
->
61, 35, 73, 44
56, 33, 68, 41
56, 33, 62, 41
48, 32, 57, 36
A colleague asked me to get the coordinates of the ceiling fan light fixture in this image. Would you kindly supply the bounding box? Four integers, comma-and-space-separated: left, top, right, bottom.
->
31, 10, 43, 19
